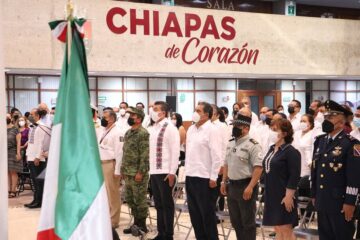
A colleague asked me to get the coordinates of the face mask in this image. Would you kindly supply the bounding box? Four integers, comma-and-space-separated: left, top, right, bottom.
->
192, 112, 201, 123
288, 106, 295, 114
232, 127, 242, 138
101, 118, 108, 128
38, 109, 47, 118
260, 114, 267, 122
299, 122, 308, 131
308, 108, 315, 116
278, 110, 284, 114
233, 110, 238, 116
19, 120, 25, 127
119, 109, 126, 116
315, 112, 324, 122
269, 130, 280, 144
171, 119, 177, 126
322, 119, 334, 133
125, 112, 130, 119
13, 115, 19, 121
149, 107, 154, 115
28, 116, 35, 124
353, 117, 360, 128
127, 117, 135, 126
151, 111, 161, 122
6, 118, 11, 125
265, 118, 272, 126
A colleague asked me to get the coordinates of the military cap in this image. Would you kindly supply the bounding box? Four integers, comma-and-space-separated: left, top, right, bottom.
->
231, 113, 252, 126
126, 107, 145, 119
324, 100, 353, 117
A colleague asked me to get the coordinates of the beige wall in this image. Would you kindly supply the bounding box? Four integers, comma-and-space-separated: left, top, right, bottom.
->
2, 1, 360, 76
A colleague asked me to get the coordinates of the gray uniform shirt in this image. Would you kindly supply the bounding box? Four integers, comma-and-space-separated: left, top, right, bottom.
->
225, 135, 263, 180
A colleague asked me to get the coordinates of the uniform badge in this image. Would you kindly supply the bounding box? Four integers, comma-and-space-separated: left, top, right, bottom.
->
332, 146, 342, 156
354, 144, 360, 157
329, 162, 343, 172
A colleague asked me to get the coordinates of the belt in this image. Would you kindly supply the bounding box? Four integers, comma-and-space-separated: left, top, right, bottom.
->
101, 159, 115, 164
229, 178, 252, 184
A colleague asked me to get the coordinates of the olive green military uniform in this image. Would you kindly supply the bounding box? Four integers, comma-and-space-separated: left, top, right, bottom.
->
225, 135, 263, 240
121, 126, 150, 225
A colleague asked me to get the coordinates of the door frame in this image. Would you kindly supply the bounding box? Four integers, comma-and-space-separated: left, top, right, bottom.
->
237, 90, 281, 111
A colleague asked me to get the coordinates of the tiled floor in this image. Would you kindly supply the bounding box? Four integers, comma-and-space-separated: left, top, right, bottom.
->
8, 190, 280, 240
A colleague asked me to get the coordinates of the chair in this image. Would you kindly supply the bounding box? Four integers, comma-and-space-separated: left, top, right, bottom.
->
255, 183, 266, 240
216, 196, 233, 240
294, 176, 319, 240
173, 181, 193, 240
17, 166, 34, 195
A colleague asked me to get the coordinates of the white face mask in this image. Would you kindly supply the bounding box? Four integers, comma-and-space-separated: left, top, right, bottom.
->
269, 130, 280, 144
192, 112, 201, 123
125, 112, 130, 119
151, 111, 161, 122
171, 119, 177, 126
19, 120, 25, 127
149, 107, 153, 115
119, 108, 126, 116
299, 122, 308, 131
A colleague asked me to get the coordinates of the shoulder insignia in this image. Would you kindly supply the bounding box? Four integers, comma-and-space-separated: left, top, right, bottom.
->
354, 144, 360, 157
249, 138, 258, 144
346, 134, 359, 142
316, 133, 327, 139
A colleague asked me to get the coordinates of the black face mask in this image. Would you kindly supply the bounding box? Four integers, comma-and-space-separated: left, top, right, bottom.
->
233, 110, 238, 116
265, 118, 272, 126
232, 127, 242, 138
127, 117, 135, 126
322, 119, 334, 133
308, 108, 315, 116
6, 118, 11, 125
38, 110, 48, 118
28, 116, 35, 124
13, 114, 19, 121
101, 118, 108, 128
288, 106, 295, 114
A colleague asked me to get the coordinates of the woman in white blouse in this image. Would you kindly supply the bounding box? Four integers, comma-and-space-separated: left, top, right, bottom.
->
292, 114, 315, 177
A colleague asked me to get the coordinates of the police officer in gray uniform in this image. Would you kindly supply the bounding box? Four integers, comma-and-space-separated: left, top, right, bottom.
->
220, 107, 263, 240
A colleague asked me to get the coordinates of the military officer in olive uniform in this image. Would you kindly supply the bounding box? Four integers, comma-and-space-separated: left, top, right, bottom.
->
121, 107, 150, 235
220, 107, 263, 240
311, 100, 360, 240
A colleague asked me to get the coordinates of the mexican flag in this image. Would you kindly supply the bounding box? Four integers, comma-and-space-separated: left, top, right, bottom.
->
37, 19, 112, 240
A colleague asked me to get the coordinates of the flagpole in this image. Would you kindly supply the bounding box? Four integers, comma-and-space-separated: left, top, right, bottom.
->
0, 0, 8, 238
67, 0, 74, 63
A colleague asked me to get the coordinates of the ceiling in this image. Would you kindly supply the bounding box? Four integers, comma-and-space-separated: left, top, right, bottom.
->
281, 0, 360, 9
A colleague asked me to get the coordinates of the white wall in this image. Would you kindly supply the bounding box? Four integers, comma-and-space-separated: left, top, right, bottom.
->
0, 0, 8, 236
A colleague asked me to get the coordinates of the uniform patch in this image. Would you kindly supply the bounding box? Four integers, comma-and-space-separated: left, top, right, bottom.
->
354, 144, 360, 157
249, 138, 258, 144
332, 146, 342, 156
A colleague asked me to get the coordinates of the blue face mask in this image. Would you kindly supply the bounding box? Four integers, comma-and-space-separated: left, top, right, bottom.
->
260, 114, 267, 122
353, 117, 360, 128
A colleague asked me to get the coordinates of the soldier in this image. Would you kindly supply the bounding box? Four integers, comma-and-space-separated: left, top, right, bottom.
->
220, 108, 263, 240
311, 100, 360, 240
121, 107, 150, 235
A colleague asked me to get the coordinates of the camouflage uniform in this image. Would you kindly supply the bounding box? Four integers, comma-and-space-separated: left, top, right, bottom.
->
121, 126, 150, 223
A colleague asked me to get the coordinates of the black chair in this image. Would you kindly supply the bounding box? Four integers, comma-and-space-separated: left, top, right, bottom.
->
294, 175, 319, 240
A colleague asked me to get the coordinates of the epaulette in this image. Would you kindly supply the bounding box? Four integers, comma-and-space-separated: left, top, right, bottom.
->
346, 134, 359, 142
249, 138, 258, 144
315, 133, 327, 139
